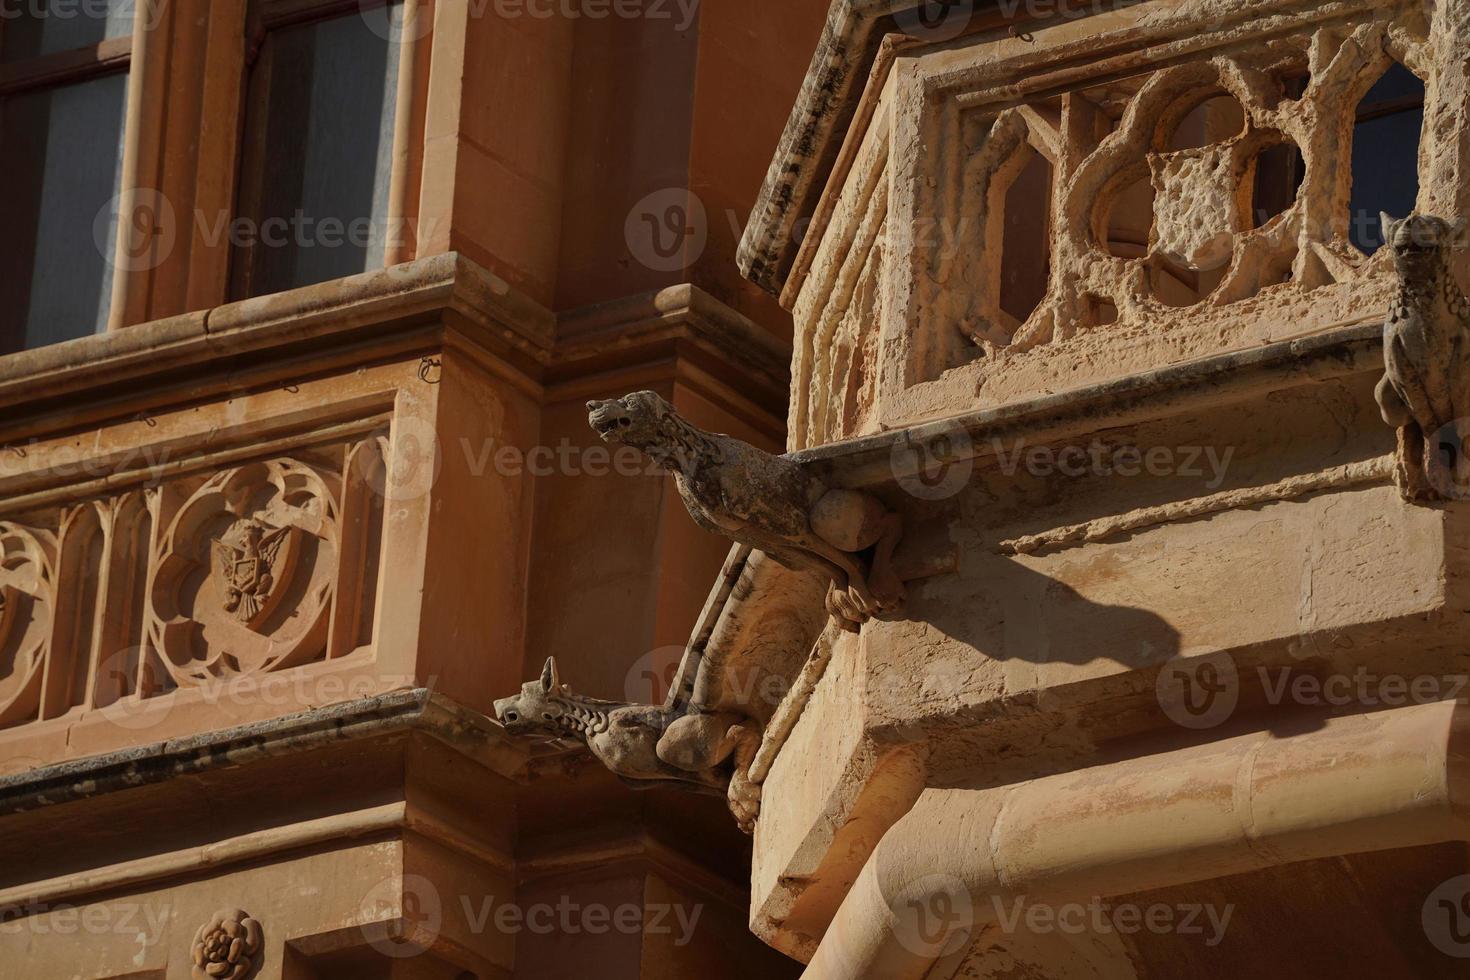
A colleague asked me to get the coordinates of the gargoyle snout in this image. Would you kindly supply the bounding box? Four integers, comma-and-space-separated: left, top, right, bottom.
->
1389, 215, 1446, 255
493, 695, 523, 727
587, 398, 633, 440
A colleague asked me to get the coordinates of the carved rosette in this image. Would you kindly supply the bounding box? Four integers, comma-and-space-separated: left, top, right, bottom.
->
0, 523, 56, 728
190, 909, 263, 980
147, 460, 340, 684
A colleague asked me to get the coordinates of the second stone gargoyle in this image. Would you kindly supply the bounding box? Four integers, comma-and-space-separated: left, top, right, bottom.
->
587, 391, 904, 628
494, 657, 765, 832
1375, 213, 1470, 501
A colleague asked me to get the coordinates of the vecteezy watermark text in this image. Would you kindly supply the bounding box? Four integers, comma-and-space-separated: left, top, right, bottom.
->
1158, 651, 1470, 730
991, 896, 1234, 946
993, 438, 1235, 488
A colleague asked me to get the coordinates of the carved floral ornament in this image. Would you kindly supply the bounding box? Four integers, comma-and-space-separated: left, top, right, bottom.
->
147, 459, 341, 685
191, 909, 263, 980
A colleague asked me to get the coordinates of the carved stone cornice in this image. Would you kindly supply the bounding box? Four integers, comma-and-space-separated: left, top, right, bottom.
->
0, 689, 527, 817
794, 320, 1385, 489
0, 252, 557, 436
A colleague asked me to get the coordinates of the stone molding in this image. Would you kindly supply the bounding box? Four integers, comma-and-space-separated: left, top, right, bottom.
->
0, 254, 551, 415
793, 320, 1383, 489
737, 1, 1002, 295
0, 689, 526, 818
0, 255, 789, 436
802, 699, 1470, 977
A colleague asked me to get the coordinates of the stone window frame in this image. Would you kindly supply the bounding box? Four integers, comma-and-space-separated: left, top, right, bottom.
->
0, 7, 135, 348
228, 0, 419, 301
0, 0, 430, 341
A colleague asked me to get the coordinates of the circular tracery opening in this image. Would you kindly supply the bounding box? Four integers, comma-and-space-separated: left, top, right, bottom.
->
1102, 169, 1156, 260
1251, 135, 1305, 230
1166, 94, 1246, 151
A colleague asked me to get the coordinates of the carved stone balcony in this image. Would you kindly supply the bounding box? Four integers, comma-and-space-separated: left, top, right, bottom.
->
744, 0, 1469, 452
0, 253, 552, 769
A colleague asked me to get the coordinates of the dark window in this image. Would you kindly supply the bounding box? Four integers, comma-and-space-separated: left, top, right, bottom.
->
232, 2, 402, 299
1349, 63, 1425, 253
0, 0, 132, 353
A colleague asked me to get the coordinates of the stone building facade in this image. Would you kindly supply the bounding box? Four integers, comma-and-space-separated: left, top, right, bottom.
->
6, 0, 1470, 977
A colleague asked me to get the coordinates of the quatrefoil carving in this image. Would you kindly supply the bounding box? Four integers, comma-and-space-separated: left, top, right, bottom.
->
147, 459, 340, 684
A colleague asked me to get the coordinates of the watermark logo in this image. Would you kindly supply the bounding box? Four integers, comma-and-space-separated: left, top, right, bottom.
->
1425, 419, 1470, 502
890, 874, 974, 958
360, 417, 441, 505
1423, 875, 1470, 958
0, 900, 172, 944
461, 895, 703, 943
96, 187, 177, 274
1158, 659, 1470, 731
992, 896, 1233, 945
891, 419, 975, 501
626, 188, 707, 272
93, 646, 176, 732
358, 0, 431, 44
993, 439, 1235, 488
1155, 651, 1239, 730
0, 0, 168, 32
892, 1, 973, 43
360, 874, 444, 959
623, 644, 684, 704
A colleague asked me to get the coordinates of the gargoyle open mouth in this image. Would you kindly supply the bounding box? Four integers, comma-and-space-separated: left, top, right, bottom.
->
587, 399, 633, 439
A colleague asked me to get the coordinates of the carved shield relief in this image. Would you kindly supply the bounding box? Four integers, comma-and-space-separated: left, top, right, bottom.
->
147, 459, 340, 684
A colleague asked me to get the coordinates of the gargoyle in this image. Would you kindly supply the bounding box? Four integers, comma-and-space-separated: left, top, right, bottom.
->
586, 391, 904, 630
495, 546, 829, 833
1375, 213, 1470, 501
494, 657, 764, 831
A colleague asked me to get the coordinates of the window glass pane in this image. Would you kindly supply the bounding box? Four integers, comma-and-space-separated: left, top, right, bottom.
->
0, 70, 128, 353
1349, 63, 1425, 253
1, 0, 136, 62
241, 3, 402, 297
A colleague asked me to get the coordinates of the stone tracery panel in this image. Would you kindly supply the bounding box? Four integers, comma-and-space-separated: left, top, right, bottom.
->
0, 432, 394, 733
780, 0, 1470, 428
0, 523, 56, 728
957, 22, 1418, 356
147, 458, 341, 684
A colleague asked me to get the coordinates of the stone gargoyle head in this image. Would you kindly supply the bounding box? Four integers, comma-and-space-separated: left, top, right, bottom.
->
1382, 213, 1456, 276
493, 657, 566, 734
586, 391, 679, 453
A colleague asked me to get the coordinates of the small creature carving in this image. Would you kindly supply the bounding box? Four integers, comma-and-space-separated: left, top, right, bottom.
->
1375, 214, 1470, 501
494, 658, 764, 831
587, 391, 904, 629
